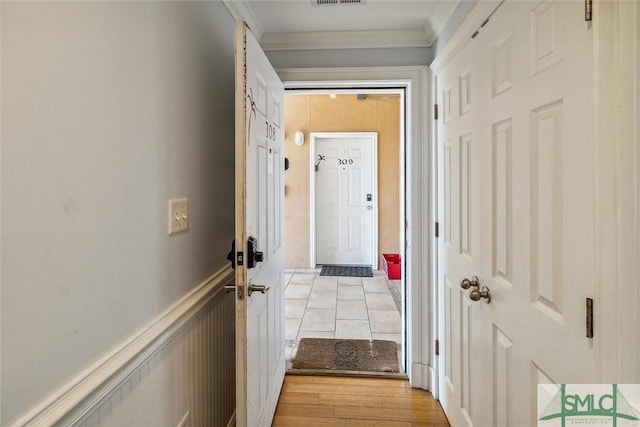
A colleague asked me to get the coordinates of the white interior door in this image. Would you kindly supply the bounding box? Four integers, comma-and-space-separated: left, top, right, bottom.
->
437, 1, 595, 425
313, 132, 377, 267
234, 22, 285, 427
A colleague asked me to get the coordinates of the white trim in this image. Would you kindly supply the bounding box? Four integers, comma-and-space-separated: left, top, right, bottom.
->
397, 88, 407, 376
0, 3, 3, 405
411, 363, 430, 390
430, 72, 441, 401
309, 134, 317, 269
310, 132, 379, 270
593, 0, 640, 382
280, 66, 432, 390
430, 1, 503, 75
227, 0, 462, 51
222, 0, 264, 40
279, 66, 425, 89
11, 266, 234, 427
261, 29, 431, 51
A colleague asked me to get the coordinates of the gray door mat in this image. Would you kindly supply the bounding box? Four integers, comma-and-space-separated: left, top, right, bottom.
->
319, 265, 373, 277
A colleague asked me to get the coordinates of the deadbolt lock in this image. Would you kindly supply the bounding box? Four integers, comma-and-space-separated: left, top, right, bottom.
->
247, 236, 264, 268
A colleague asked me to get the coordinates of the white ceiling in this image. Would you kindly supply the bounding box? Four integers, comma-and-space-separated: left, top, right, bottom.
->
225, 0, 461, 50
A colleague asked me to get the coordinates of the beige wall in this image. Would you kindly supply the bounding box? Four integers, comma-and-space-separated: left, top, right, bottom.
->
284, 94, 400, 268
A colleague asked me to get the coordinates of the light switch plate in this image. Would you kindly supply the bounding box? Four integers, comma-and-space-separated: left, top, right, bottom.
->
168, 198, 189, 235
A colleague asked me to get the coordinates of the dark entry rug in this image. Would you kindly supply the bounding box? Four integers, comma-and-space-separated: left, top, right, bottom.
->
319, 265, 373, 277
291, 338, 400, 373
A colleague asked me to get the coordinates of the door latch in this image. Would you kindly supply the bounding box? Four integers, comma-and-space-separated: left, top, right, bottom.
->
224, 283, 244, 299
248, 283, 270, 297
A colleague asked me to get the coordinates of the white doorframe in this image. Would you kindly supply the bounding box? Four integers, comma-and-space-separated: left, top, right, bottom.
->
279, 66, 433, 390
592, 0, 640, 383
310, 132, 379, 269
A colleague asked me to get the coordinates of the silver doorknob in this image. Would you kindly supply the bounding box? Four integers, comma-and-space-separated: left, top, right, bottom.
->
367, 205, 372, 210
248, 284, 270, 297
469, 286, 491, 303
460, 276, 479, 290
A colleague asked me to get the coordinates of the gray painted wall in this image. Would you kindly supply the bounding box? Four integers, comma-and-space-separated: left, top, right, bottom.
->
266, 47, 434, 69
431, 0, 478, 59
1, 2, 236, 423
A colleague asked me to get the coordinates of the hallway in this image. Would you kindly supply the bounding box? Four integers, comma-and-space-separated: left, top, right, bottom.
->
284, 269, 403, 369
273, 375, 450, 426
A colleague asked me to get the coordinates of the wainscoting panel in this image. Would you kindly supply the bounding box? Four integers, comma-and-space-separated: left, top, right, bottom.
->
14, 267, 236, 427
81, 288, 235, 427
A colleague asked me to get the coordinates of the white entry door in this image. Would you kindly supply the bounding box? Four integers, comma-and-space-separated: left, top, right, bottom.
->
437, 1, 595, 425
234, 22, 285, 427
312, 132, 377, 267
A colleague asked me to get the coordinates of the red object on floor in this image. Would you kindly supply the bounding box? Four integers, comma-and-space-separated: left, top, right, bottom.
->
382, 253, 401, 280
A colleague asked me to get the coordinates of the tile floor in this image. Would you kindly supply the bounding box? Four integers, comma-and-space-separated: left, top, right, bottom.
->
284, 269, 403, 370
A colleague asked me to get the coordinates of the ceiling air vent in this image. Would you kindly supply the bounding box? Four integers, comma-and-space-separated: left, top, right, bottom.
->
311, 0, 366, 6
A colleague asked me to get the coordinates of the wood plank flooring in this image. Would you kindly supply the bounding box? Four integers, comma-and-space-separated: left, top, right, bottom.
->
272, 375, 450, 426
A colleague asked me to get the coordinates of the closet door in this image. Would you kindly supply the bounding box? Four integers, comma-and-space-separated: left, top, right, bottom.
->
437, 1, 595, 425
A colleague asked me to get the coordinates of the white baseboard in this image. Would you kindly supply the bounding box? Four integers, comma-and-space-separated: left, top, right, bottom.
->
410, 362, 430, 390
428, 365, 438, 399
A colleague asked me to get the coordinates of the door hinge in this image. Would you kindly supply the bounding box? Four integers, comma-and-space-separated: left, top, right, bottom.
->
434, 104, 439, 120
435, 221, 440, 238
435, 339, 440, 356
586, 297, 594, 338
585, 0, 592, 21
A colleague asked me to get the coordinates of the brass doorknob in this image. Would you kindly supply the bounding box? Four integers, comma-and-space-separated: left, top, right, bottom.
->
460, 276, 479, 290
469, 286, 491, 303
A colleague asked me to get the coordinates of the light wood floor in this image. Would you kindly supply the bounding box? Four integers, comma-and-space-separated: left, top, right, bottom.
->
272, 375, 451, 426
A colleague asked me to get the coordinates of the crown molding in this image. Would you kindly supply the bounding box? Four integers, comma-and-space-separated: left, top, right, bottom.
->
430, 1, 503, 74
424, 26, 437, 48
222, 0, 264, 40
261, 28, 431, 51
